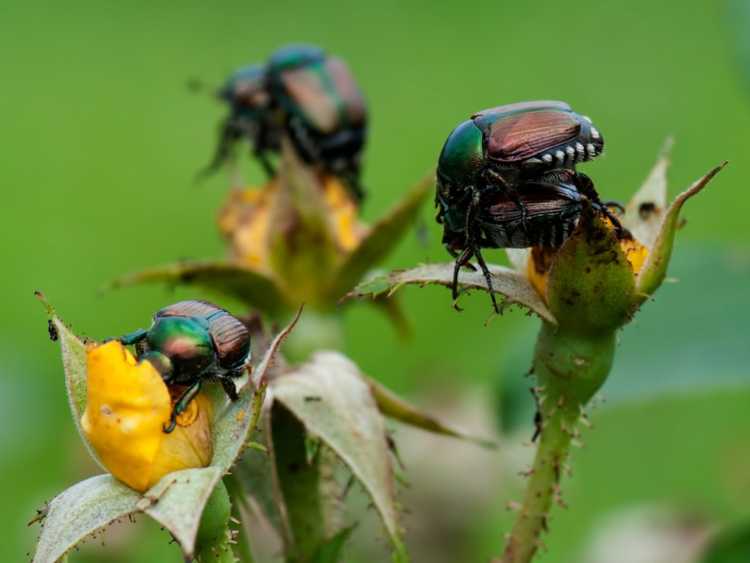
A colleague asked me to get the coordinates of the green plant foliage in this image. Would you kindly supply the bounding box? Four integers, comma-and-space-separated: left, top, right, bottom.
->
270, 351, 406, 559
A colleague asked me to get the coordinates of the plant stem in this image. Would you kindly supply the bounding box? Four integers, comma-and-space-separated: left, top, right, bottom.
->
501, 323, 616, 563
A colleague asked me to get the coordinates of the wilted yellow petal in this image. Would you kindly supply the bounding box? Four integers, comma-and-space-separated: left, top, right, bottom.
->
526, 246, 555, 303
322, 177, 367, 252
218, 183, 276, 274
621, 235, 649, 276
148, 392, 213, 480
81, 341, 213, 492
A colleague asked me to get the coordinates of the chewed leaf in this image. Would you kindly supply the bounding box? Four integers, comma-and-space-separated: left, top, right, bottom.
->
623, 138, 672, 249
326, 173, 433, 301
211, 306, 301, 471
141, 467, 223, 559
107, 260, 288, 318
349, 262, 556, 324
36, 295, 106, 471
270, 351, 405, 554
32, 475, 140, 563
637, 162, 727, 300
366, 376, 498, 448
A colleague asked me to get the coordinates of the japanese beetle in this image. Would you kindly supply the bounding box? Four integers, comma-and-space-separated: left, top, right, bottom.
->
205, 44, 368, 202
435, 101, 622, 312
118, 300, 251, 433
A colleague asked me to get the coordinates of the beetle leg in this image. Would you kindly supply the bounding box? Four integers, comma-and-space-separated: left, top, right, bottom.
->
472, 245, 501, 314
461, 188, 500, 314
220, 377, 240, 401
450, 187, 483, 308
164, 380, 202, 434
118, 328, 148, 346
451, 246, 474, 311
575, 173, 628, 238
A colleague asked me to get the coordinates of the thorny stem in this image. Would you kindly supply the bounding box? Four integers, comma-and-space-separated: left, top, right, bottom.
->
501, 323, 615, 563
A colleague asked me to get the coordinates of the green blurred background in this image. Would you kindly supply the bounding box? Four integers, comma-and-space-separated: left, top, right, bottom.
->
3, 0, 749, 561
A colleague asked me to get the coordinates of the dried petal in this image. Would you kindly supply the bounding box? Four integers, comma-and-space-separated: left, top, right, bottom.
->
218, 184, 276, 273
636, 162, 727, 301
623, 138, 672, 249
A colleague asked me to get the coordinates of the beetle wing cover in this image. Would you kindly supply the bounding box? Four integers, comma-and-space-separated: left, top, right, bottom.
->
281, 64, 340, 134
485, 110, 580, 163
156, 300, 221, 319
208, 313, 250, 370
326, 57, 366, 126
280, 55, 365, 134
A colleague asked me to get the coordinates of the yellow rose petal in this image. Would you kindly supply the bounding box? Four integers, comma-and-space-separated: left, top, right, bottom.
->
81, 341, 213, 492
218, 183, 276, 273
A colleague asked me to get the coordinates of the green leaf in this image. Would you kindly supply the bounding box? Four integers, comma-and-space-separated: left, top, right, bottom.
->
325, 174, 433, 301
637, 162, 727, 300
623, 138, 672, 250
107, 260, 289, 318
699, 520, 750, 563
366, 375, 497, 448
32, 475, 140, 563
349, 262, 556, 324
141, 466, 224, 558
271, 351, 407, 559
36, 293, 105, 471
